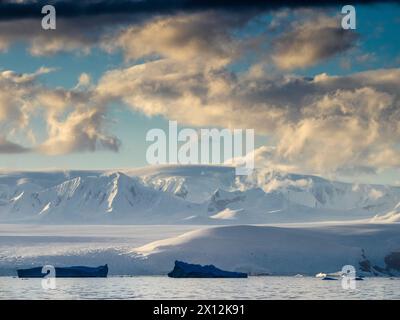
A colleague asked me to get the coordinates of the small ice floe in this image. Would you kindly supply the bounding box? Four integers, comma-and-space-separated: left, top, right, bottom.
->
315, 272, 327, 278
316, 271, 364, 281
315, 272, 341, 280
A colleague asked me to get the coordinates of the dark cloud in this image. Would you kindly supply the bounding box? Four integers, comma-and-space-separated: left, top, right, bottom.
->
0, 0, 398, 20
272, 15, 359, 70
0, 138, 30, 154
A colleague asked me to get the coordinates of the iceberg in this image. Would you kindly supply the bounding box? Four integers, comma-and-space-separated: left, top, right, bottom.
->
168, 260, 248, 278
17, 264, 108, 278
321, 277, 338, 281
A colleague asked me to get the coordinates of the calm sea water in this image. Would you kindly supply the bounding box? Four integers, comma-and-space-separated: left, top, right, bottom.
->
0, 276, 399, 300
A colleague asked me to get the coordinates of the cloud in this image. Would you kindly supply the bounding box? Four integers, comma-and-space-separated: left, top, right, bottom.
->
274, 87, 397, 173
0, 67, 120, 155
75, 72, 91, 88
102, 12, 250, 66
0, 17, 120, 55
226, 145, 299, 173
97, 55, 400, 175
271, 15, 358, 70
38, 107, 120, 155
0, 68, 44, 130
0, 0, 386, 57
0, 8, 257, 57
0, 137, 30, 154
1, 56, 399, 176
0, 1, 397, 176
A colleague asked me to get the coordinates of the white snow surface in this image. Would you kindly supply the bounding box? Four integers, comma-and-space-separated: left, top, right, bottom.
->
2, 223, 400, 276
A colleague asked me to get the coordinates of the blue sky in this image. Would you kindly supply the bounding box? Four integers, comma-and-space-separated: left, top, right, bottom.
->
0, 1, 399, 185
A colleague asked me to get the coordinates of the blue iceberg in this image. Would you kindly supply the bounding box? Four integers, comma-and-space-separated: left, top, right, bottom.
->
168, 261, 248, 278
321, 276, 338, 280
17, 264, 108, 278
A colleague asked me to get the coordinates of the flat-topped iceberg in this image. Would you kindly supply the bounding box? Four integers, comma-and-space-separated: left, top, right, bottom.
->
17, 264, 108, 278
168, 260, 248, 278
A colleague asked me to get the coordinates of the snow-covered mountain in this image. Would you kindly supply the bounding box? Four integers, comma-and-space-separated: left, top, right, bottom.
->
0, 165, 399, 224
132, 165, 235, 204
252, 170, 399, 212
0, 171, 201, 223
136, 165, 400, 222
136, 166, 400, 213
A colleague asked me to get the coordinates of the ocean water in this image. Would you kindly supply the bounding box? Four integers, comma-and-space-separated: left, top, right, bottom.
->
0, 276, 399, 300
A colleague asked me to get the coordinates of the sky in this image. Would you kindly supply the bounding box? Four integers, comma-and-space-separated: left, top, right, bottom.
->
0, 0, 399, 185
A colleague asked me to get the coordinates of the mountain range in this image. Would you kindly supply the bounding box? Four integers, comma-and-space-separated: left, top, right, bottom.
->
0, 165, 399, 224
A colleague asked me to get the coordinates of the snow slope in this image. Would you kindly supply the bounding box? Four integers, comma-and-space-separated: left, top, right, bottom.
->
0, 224, 199, 276
133, 223, 400, 276
2, 223, 400, 276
